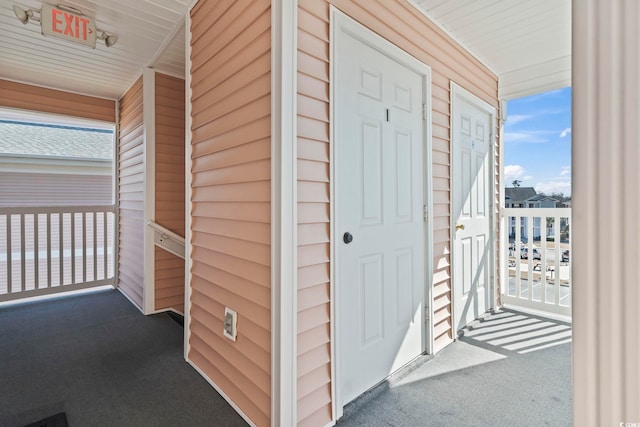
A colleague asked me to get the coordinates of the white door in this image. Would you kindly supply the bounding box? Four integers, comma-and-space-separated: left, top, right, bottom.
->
335, 28, 426, 406
451, 85, 494, 332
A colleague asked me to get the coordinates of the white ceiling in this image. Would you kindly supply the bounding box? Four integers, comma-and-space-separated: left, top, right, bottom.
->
0, 0, 570, 101
413, 0, 572, 99
0, 0, 188, 99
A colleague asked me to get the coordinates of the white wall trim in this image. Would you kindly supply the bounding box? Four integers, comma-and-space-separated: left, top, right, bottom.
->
184, 1, 195, 363
271, 0, 298, 425
328, 6, 337, 424
331, 7, 434, 417
449, 82, 498, 336
142, 68, 156, 315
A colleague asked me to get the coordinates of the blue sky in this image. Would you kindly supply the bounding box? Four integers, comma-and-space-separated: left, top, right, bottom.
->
504, 87, 572, 196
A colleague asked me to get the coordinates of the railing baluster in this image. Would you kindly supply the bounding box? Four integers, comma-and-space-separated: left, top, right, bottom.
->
103, 212, 108, 280
34, 214, 39, 289
541, 216, 547, 304
527, 214, 534, 301
71, 213, 75, 285
82, 212, 87, 284
515, 214, 521, 299
59, 213, 63, 286
93, 211, 97, 281
20, 214, 26, 292
6, 215, 11, 293
554, 214, 561, 305
47, 213, 52, 288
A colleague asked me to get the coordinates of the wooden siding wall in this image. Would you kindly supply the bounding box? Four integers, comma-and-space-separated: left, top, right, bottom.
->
189, 1, 272, 426
0, 172, 111, 207
296, 1, 499, 424
118, 77, 145, 310
0, 79, 115, 122
154, 73, 186, 313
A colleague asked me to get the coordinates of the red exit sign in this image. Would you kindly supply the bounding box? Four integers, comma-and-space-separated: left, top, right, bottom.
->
40, 4, 97, 48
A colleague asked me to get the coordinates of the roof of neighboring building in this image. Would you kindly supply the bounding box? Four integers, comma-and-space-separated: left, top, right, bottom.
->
0, 120, 113, 161
505, 187, 537, 202
527, 194, 559, 202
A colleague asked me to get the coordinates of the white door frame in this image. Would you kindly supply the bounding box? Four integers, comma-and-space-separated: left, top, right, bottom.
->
330, 7, 434, 418
449, 82, 497, 335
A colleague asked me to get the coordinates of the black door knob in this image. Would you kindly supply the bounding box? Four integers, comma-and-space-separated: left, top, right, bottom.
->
343, 232, 353, 244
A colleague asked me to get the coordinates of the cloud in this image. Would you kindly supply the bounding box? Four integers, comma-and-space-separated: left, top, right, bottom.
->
560, 128, 571, 138
504, 130, 554, 144
504, 165, 533, 183
535, 180, 572, 196
560, 166, 571, 176
506, 114, 533, 126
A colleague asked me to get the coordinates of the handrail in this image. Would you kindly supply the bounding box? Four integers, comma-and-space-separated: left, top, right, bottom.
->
146, 221, 185, 260
0, 205, 115, 215
503, 207, 571, 217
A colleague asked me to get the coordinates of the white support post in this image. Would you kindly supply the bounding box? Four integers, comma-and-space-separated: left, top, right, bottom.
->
271, 0, 298, 425
573, 0, 640, 424
142, 68, 156, 315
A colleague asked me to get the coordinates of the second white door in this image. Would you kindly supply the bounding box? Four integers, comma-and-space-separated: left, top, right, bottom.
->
452, 85, 494, 332
336, 24, 427, 405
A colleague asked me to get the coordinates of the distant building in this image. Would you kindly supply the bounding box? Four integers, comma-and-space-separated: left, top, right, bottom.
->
505, 187, 559, 241
0, 120, 113, 207
505, 187, 537, 208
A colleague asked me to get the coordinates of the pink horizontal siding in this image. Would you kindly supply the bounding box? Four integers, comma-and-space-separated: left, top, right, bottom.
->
154, 73, 186, 313
189, 0, 271, 426
0, 79, 115, 122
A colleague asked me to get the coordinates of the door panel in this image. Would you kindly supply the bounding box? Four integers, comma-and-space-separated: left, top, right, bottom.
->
360, 254, 384, 345
336, 31, 426, 405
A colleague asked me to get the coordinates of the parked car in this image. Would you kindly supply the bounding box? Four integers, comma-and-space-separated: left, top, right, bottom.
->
562, 250, 570, 262
521, 247, 541, 260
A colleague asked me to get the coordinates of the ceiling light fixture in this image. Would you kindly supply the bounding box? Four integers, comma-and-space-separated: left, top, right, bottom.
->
97, 31, 118, 48
12, 5, 40, 24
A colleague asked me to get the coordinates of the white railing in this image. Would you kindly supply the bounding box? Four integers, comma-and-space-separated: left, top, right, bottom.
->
501, 208, 571, 317
0, 205, 116, 302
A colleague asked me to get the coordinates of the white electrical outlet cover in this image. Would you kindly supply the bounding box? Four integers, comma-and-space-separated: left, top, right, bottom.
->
223, 307, 237, 341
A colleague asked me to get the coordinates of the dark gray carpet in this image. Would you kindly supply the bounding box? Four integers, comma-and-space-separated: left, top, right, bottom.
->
338, 309, 572, 427
0, 289, 248, 427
